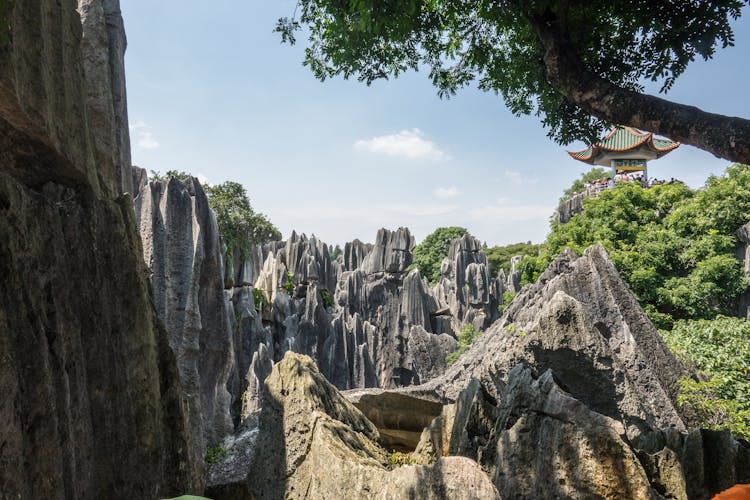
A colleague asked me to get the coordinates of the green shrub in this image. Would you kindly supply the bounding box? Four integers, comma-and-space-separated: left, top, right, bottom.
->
320, 289, 334, 309
284, 272, 295, 295
389, 451, 416, 467
252, 288, 266, 311
205, 445, 227, 465
446, 324, 482, 365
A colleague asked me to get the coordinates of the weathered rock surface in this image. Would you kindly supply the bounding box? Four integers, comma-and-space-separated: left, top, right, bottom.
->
416, 365, 656, 498
412, 245, 687, 438
736, 221, 750, 318
432, 234, 504, 333
78, 0, 132, 195
556, 193, 585, 224
209, 244, 749, 498
0, 1, 197, 496
133, 170, 235, 465
207, 353, 499, 499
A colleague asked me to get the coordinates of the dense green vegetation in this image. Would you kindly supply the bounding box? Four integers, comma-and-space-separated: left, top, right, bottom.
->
412, 226, 469, 284
484, 242, 542, 277
663, 317, 750, 439
522, 164, 750, 330
518, 164, 750, 438
150, 170, 281, 259
445, 324, 482, 365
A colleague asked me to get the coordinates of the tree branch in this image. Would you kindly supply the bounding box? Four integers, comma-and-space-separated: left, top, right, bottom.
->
530, 13, 750, 164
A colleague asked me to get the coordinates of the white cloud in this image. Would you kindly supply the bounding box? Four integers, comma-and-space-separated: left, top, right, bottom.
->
130, 121, 160, 150
354, 129, 448, 160
433, 185, 461, 199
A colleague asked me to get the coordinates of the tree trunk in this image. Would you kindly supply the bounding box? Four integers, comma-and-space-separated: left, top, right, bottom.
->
530, 14, 750, 164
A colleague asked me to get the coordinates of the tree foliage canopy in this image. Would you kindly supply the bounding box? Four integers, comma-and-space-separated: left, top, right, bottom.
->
523, 164, 750, 329
150, 171, 281, 258
412, 226, 469, 283
278, 0, 750, 162
484, 241, 541, 277
204, 181, 281, 257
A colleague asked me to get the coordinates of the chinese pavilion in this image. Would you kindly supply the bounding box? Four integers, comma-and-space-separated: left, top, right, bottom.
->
568, 125, 680, 180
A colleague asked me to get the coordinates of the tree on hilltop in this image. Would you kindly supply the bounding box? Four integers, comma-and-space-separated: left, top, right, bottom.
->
277, 0, 750, 162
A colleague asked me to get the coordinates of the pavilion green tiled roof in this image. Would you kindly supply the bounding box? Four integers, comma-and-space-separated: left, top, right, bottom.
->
568, 126, 680, 164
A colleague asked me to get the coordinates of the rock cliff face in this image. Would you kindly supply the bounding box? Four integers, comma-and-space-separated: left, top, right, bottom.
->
432, 234, 504, 333
0, 1, 197, 497
556, 193, 585, 223
133, 169, 235, 468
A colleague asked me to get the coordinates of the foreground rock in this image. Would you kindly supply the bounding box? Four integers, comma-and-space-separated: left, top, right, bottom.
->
0, 0, 197, 497
206, 353, 499, 499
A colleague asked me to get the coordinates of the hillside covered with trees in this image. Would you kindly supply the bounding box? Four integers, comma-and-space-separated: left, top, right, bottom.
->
507, 163, 750, 438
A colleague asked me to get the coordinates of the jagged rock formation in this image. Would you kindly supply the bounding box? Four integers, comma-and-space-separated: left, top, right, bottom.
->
736, 221, 750, 318
556, 192, 585, 223
0, 1, 197, 497
411, 246, 687, 436
133, 169, 235, 466
206, 353, 499, 499
432, 234, 504, 332
234, 227, 462, 414
208, 245, 749, 498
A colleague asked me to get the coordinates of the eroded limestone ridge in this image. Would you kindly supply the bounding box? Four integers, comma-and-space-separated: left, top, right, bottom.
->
237, 228, 507, 407
0, 0, 199, 497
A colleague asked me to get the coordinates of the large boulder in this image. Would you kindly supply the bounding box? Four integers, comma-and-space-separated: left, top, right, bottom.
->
207, 353, 499, 499
415, 365, 655, 498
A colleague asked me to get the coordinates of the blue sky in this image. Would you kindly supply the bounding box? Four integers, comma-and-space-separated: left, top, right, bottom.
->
121, 2, 750, 247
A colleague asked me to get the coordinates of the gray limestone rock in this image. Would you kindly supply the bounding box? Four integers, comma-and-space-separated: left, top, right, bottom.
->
0, 1, 197, 495
556, 193, 585, 224
360, 227, 414, 274
432, 234, 504, 335
412, 245, 687, 440
78, 0, 132, 195
239, 228, 458, 411
133, 171, 234, 465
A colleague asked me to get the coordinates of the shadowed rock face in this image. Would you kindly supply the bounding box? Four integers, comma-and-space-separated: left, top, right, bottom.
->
0, 0, 197, 497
